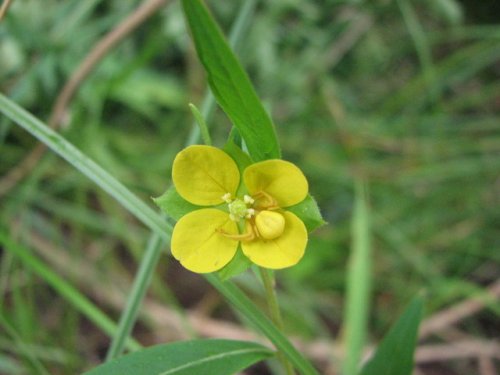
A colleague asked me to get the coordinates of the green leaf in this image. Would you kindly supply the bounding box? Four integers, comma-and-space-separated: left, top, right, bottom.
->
83, 339, 273, 375
359, 295, 424, 375
287, 195, 326, 232
217, 247, 252, 281
181, 0, 281, 162
153, 187, 202, 221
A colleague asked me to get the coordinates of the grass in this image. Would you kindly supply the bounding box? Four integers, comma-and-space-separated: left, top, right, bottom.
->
1, 0, 499, 374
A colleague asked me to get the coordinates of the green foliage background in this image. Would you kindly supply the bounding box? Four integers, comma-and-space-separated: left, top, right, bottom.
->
1, 0, 498, 374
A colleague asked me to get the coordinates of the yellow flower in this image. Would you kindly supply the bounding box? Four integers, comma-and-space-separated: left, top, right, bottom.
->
170, 145, 309, 273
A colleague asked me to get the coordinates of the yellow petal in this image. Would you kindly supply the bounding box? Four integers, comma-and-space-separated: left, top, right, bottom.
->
171, 209, 238, 273
241, 211, 307, 269
173, 145, 240, 206
243, 159, 308, 208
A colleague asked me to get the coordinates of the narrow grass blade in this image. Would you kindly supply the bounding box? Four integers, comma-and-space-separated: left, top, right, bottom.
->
0, 231, 141, 352
181, 0, 281, 161
397, 0, 439, 106
0, 93, 171, 243
86, 339, 272, 375
0, 312, 50, 375
105, 233, 165, 360
359, 296, 424, 375
342, 179, 371, 375
380, 41, 500, 115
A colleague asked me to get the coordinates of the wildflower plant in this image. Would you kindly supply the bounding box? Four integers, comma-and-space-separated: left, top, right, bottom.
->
161, 144, 314, 274
154, 0, 325, 372
154, 1, 325, 280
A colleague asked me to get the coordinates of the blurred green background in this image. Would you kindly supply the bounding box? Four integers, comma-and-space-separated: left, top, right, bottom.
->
1, 0, 499, 374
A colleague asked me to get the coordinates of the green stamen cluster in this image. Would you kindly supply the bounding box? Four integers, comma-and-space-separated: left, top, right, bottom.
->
223, 193, 255, 222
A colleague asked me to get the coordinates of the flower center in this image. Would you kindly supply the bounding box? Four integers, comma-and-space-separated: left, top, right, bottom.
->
218, 192, 285, 242
223, 193, 255, 222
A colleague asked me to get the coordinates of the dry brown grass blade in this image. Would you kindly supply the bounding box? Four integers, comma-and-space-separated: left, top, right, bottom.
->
419, 279, 500, 339
415, 340, 500, 363
0, 0, 14, 22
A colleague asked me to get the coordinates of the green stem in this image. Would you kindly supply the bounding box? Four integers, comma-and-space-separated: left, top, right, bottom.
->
259, 268, 295, 375
105, 233, 164, 360
189, 103, 212, 146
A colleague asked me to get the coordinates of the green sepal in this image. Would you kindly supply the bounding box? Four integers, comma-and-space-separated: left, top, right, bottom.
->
217, 246, 252, 281
153, 186, 202, 221
287, 194, 326, 233
223, 140, 252, 197
224, 140, 252, 173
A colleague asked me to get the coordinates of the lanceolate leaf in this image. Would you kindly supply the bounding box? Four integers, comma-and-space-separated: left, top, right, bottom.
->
84, 339, 273, 375
359, 296, 424, 375
181, 0, 281, 162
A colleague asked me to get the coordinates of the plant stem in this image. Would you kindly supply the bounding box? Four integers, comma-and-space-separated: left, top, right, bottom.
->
105, 233, 164, 360
189, 103, 212, 146
259, 267, 296, 375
